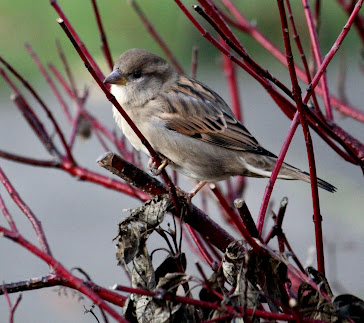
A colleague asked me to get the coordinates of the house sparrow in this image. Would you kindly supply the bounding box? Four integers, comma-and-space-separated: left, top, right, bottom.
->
104, 49, 336, 193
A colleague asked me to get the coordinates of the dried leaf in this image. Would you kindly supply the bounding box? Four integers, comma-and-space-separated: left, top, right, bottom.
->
115, 195, 172, 265
116, 219, 142, 265
298, 268, 337, 321
132, 242, 155, 289
130, 194, 171, 228
333, 294, 364, 322
155, 253, 186, 286
135, 295, 155, 323
156, 273, 190, 291
222, 240, 245, 286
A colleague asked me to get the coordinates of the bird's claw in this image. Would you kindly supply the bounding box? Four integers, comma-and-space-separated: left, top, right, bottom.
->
148, 157, 169, 176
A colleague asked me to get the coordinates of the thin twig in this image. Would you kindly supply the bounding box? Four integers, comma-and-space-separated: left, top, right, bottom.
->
185, 224, 214, 267
0, 57, 74, 164
277, 0, 325, 273
0, 230, 128, 323
91, 0, 113, 70
0, 166, 53, 256
209, 184, 264, 253
129, 0, 184, 74
301, 0, 333, 120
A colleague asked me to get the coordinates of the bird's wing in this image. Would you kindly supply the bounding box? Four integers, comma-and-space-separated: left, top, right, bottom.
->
158, 75, 271, 155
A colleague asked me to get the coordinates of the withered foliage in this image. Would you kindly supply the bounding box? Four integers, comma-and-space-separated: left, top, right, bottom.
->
114, 197, 363, 322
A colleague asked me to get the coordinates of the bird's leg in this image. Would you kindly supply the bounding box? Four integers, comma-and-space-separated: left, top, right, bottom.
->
189, 181, 207, 199
174, 181, 207, 206
148, 156, 170, 176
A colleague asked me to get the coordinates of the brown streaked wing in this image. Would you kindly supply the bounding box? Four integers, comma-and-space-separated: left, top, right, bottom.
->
159, 75, 267, 153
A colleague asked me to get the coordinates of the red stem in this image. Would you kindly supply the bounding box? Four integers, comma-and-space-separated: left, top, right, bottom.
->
55, 39, 77, 100
177, 0, 363, 164
284, 0, 322, 115
221, 0, 364, 123
0, 227, 128, 322
337, 0, 364, 43
0, 275, 127, 307
0, 56, 75, 164
209, 184, 264, 253
50, 0, 105, 81
257, 112, 300, 233
303, 0, 364, 105
220, 38, 242, 121
0, 166, 53, 256
61, 161, 149, 200
48, 63, 127, 154
277, 0, 325, 273
115, 283, 327, 322
130, 0, 184, 74
91, 0, 113, 70
301, 0, 333, 120
0, 151, 59, 168
0, 193, 18, 232
24, 44, 73, 123
185, 224, 214, 267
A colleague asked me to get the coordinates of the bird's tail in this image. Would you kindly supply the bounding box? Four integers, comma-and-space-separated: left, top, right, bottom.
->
242, 154, 337, 193
276, 161, 337, 193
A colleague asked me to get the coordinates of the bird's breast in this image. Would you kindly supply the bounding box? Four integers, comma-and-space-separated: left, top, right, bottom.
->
112, 106, 149, 155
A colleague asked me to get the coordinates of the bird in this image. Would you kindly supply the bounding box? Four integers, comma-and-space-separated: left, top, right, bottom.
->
103, 48, 336, 193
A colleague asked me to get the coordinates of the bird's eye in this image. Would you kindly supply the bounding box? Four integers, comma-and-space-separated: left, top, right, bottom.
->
133, 71, 142, 79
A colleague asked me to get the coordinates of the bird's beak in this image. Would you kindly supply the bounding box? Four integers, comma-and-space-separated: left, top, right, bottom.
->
103, 69, 127, 85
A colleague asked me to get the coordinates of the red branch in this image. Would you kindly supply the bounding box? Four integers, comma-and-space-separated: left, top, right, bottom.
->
301, 0, 333, 120
220, 0, 364, 123
91, 0, 114, 70
0, 227, 128, 322
0, 166, 52, 256
129, 0, 184, 74
277, 0, 325, 274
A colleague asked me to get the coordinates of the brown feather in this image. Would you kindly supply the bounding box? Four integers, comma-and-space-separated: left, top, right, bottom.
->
160, 75, 268, 153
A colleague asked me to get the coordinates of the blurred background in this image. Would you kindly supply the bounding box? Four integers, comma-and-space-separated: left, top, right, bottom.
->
0, 0, 363, 322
